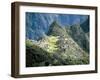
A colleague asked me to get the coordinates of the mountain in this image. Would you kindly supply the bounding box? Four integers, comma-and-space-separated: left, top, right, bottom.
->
66, 24, 89, 53
47, 21, 89, 55
47, 21, 67, 37
26, 13, 89, 40
48, 21, 89, 53
26, 14, 90, 67
26, 21, 89, 66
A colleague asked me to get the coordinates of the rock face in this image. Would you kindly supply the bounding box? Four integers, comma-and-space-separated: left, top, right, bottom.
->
26, 20, 89, 67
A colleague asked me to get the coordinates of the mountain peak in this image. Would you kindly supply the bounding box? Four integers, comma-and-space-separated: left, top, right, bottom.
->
52, 20, 58, 24
47, 21, 67, 37
50, 21, 61, 28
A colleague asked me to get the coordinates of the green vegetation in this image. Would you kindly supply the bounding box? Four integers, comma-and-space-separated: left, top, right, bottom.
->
26, 21, 89, 67
45, 36, 59, 53
26, 40, 52, 67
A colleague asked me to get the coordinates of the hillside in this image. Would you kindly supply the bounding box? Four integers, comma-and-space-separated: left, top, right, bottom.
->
66, 24, 89, 53
26, 21, 89, 67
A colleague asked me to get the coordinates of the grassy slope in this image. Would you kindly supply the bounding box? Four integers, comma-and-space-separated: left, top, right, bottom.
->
26, 40, 52, 67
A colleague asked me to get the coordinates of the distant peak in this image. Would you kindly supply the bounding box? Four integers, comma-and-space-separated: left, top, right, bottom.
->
50, 20, 63, 29
51, 21, 59, 26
